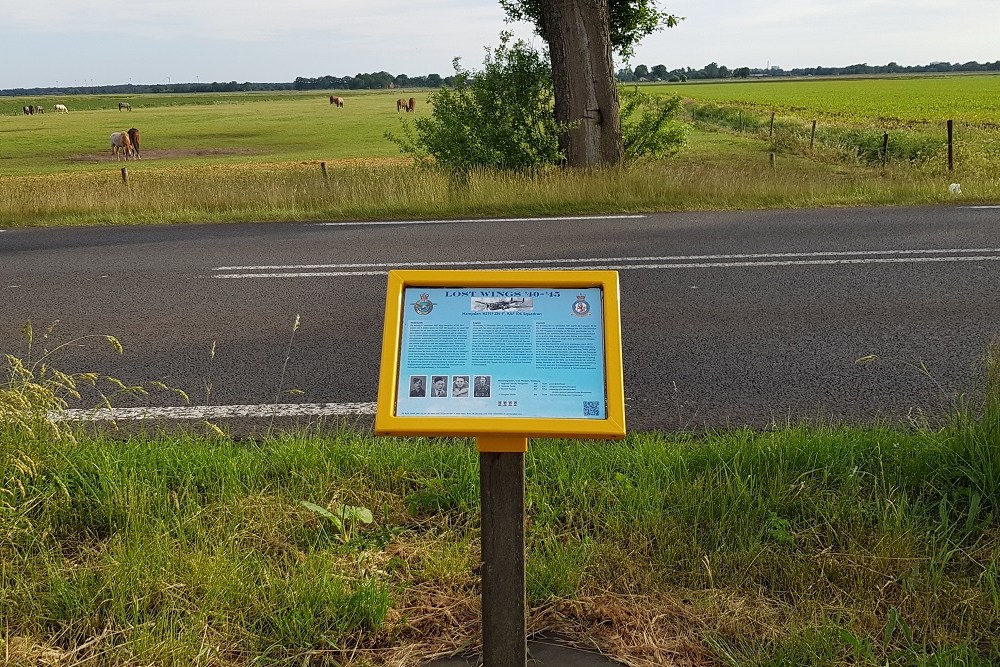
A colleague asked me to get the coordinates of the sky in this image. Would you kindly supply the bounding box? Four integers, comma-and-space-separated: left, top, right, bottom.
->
1, 0, 997, 90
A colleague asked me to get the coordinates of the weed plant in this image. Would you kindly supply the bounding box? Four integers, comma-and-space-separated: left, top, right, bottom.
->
2, 344, 999, 665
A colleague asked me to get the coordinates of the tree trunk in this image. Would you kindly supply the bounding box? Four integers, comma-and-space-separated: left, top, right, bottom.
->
540, 0, 622, 167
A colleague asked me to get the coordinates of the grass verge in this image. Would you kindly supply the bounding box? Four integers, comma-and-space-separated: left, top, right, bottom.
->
1, 150, 995, 229
2, 353, 998, 666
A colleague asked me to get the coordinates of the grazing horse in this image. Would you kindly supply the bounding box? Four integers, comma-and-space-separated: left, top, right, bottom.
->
329, 96, 344, 108
127, 128, 141, 160
407, 97, 416, 112
396, 98, 406, 112
22, 105, 32, 115
34, 105, 43, 114
110, 131, 133, 161
54, 104, 68, 113
119, 102, 131, 112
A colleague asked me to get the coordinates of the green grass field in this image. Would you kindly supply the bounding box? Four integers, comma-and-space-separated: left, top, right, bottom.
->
2, 416, 998, 665
1, 90, 426, 175
1, 75, 998, 228
646, 73, 1000, 125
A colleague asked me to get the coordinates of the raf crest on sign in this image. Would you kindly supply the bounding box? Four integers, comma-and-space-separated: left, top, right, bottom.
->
413, 293, 434, 315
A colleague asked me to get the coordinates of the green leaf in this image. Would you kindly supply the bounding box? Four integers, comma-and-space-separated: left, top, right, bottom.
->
301, 501, 344, 530
340, 505, 374, 524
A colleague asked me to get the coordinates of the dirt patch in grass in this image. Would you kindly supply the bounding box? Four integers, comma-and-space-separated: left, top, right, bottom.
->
66, 147, 261, 162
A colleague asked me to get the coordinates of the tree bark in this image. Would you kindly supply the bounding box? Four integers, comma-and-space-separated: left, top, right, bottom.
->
540, 0, 622, 167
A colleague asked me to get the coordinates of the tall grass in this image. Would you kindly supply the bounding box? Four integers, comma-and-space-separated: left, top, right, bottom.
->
684, 100, 1000, 174
3, 155, 998, 229
2, 339, 998, 665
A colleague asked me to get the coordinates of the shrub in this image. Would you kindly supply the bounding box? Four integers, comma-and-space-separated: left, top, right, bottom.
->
620, 86, 687, 163
387, 33, 565, 175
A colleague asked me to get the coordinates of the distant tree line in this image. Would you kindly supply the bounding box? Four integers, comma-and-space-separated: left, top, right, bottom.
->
617, 59, 1000, 82
292, 72, 457, 90
0, 81, 296, 97
0, 71, 458, 97
5, 59, 999, 97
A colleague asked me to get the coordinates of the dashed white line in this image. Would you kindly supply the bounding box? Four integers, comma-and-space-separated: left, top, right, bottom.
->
214, 248, 1000, 272
52, 402, 378, 422
212, 248, 1000, 278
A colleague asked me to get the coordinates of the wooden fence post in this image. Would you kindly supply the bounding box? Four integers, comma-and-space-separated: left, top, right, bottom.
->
769, 152, 775, 169
881, 132, 889, 167
810, 120, 817, 150
121, 167, 128, 185
320, 161, 328, 180
769, 111, 775, 137
947, 120, 954, 172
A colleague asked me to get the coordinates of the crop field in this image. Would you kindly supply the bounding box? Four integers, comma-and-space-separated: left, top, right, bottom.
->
643, 74, 1000, 176
646, 73, 1000, 126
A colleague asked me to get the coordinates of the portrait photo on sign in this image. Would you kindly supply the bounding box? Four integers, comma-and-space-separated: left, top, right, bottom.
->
409, 376, 427, 397
452, 375, 470, 397
431, 375, 449, 397
473, 375, 491, 397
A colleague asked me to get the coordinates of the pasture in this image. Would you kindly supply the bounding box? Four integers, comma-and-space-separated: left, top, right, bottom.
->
1, 76, 1000, 228
0, 90, 424, 176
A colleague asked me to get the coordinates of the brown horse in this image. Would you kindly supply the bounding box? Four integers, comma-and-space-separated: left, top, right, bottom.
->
127, 128, 141, 160
407, 97, 416, 112
396, 98, 406, 112
329, 96, 344, 107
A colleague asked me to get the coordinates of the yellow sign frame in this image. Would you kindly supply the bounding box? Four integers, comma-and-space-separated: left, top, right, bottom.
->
375, 270, 626, 447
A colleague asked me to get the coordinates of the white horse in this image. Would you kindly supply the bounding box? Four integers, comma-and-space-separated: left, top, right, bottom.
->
110, 131, 133, 161
53, 104, 68, 113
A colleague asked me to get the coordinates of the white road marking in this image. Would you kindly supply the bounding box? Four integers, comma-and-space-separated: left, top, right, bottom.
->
317, 215, 645, 227
52, 402, 378, 422
213, 248, 1000, 278
959, 205, 1000, 209
215, 247, 1000, 271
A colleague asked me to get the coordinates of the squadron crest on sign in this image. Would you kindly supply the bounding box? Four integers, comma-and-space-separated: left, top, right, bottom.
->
413, 293, 434, 315
572, 294, 591, 317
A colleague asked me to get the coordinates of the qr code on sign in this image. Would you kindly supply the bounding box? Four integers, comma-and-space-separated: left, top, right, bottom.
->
582, 401, 600, 416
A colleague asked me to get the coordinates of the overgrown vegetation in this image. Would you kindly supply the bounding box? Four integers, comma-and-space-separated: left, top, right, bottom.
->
2, 341, 998, 666
620, 85, 687, 163
687, 101, 957, 168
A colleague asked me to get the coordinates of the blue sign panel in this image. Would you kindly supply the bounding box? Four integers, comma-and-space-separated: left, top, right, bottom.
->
396, 287, 607, 419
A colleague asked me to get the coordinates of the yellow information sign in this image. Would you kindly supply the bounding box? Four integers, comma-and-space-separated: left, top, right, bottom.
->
375, 270, 626, 450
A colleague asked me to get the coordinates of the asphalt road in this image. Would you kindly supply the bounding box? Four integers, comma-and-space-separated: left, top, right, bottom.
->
2, 205, 998, 432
